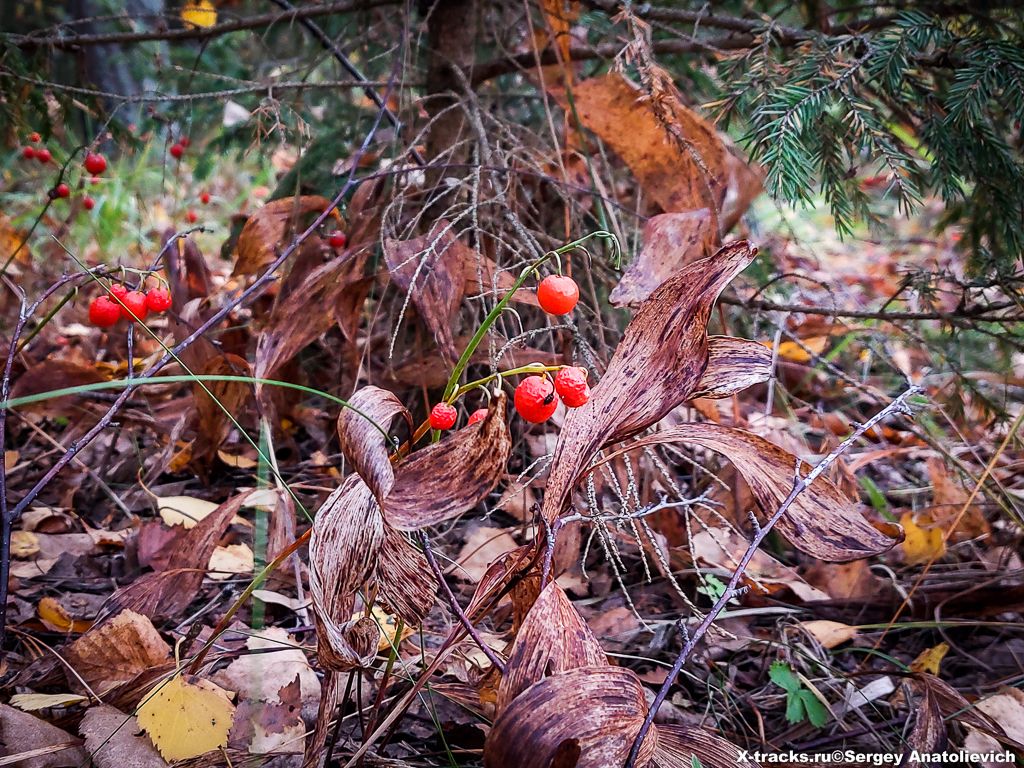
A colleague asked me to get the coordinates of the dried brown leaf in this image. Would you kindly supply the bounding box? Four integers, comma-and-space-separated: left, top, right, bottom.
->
374, 526, 437, 626
234, 195, 333, 277
540, 241, 757, 524
308, 475, 386, 671
610, 210, 716, 306
384, 221, 470, 360
383, 393, 511, 529
64, 610, 171, 694
651, 724, 760, 768
690, 336, 774, 400
336, 386, 410, 500
610, 423, 903, 561
496, 582, 607, 713
0, 703, 89, 768
192, 353, 251, 462
483, 666, 657, 768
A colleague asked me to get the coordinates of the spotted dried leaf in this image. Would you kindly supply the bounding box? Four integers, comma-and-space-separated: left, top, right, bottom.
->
374, 526, 436, 625
690, 336, 774, 399
383, 393, 511, 529
610, 210, 716, 306
484, 666, 657, 768
496, 582, 607, 713
606, 423, 903, 561
384, 221, 470, 360
234, 196, 334, 277
540, 241, 757, 524
336, 386, 410, 499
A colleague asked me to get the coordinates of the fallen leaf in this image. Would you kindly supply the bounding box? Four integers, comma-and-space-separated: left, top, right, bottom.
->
690, 336, 774, 399
485, 666, 656, 768
37, 597, 91, 634
180, 0, 216, 28
64, 610, 171, 694
136, 674, 235, 762
155, 495, 218, 528
80, 705, 167, 768
763, 336, 829, 363
9, 693, 87, 712
207, 543, 254, 580
901, 511, 946, 565
800, 620, 859, 649
11, 530, 40, 558
212, 626, 320, 711
651, 724, 761, 767
910, 643, 950, 676
455, 524, 519, 583
228, 675, 304, 754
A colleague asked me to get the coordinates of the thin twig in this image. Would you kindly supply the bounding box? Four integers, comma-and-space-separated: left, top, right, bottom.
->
419, 531, 506, 674
623, 384, 923, 768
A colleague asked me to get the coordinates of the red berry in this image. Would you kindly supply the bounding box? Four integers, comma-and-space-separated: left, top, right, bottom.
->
169, 143, 184, 159
89, 296, 121, 328
179, 137, 191, 148
90, 176, 100, 185
467, 408, 488, 426
35, 148, 52, 163
200, 191, 211, 205
84, 152, 107, 175
328, 231, 347, 249
537, 275, 579, 315
429, 402, 457, 430
554, 366, 590, 408
21, 146, 35, 159
109, 283, 129, 301
120, 290, 149, 321
187, 210, 198, 224
83, 196, 95, 211
514, 376, 558, 423
146, 287, 172, 313
54, 183, 70, 199
29, 132, 41, 143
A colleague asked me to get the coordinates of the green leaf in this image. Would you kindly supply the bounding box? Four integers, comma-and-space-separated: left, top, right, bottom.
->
769, 661, 801, 693
784, 690, 807, 724
798, 689, 830, 728
691, 757, 704, 768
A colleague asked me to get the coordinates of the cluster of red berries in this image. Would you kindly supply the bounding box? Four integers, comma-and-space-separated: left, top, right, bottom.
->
88, 284, 173, 328
20, 134, 109, 211
427, 366, 590, 431
169, 136, 190, 160
20, 132, 51, 164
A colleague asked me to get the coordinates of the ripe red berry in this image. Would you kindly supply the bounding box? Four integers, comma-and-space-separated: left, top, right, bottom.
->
514, 376, 558, 423
169, 143, 184, 159
179, 137, 191, 148
84, 152, 107, 175
146, 287, 172, 313
328, 231, 347, 249
35, 148, 52, 163
120, 290, 149, 321
29, 132, 41, 143
109, 283, 129, 301
537, 274, 579, 315
89, 296, 121, 327
187, 210, 198, 224
200, 191, 211, 205
21, 146, 35, 159
54, 183, 70, 199
83, 196, 95, 211
429, 402, 457, 430
554, 366, 590, 408
467, 408, 488, 426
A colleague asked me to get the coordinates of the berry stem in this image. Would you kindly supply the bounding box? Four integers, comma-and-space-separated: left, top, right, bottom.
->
440, 230, 617, 403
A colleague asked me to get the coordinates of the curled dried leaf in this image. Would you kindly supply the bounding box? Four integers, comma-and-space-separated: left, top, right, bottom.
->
605, 423, 903, 561
497, 582, 607, 713
484, 666, 657, 768
234, 195, 335, 277
336, 386, 411, 500
374, 525, 437, 626
690, 336, 774, 399
651, 724, 761, 768
383, 394, 511, 530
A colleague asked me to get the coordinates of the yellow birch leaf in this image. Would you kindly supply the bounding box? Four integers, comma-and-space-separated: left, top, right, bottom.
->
136, 674, 235, 761
10, 692, 87, 711
910, 642, 949, 676
181, 0, 217, 29
900, 511, 946, 565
